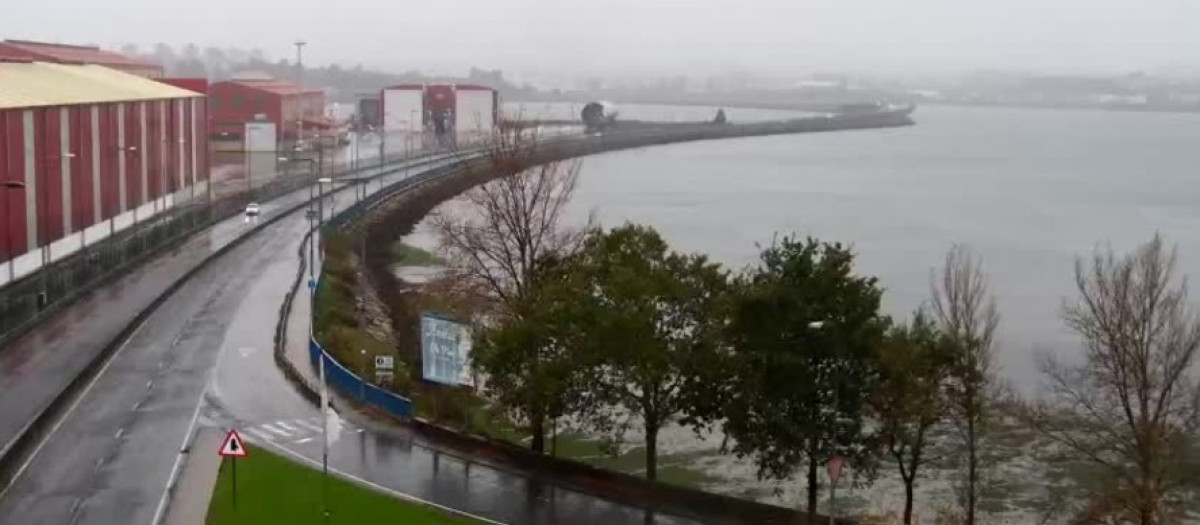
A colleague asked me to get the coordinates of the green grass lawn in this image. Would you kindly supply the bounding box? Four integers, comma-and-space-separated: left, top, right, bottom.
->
206, 444, 486, 525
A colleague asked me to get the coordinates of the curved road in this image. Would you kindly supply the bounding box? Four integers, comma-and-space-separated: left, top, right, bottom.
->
0, 142, 699, 525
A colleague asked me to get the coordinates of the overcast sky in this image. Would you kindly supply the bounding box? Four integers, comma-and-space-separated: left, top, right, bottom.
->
6, 0, 1200, 80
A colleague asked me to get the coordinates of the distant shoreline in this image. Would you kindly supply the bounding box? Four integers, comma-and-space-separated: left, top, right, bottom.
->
507, 96, 1200, 116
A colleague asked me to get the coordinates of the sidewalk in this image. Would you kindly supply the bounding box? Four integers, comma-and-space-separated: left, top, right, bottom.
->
163, 428, 224, 525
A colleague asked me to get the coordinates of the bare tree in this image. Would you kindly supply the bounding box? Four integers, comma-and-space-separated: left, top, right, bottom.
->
432, 126, 591, 317
930, 244, 999, 525
1026, 235, 1200, 525
431, 125, 593, 453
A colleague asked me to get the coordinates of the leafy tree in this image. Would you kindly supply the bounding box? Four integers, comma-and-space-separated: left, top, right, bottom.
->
473, 255, 594, 453
722, 235, 888, 523
871, 310, 953, 525
565, 224, 731, 481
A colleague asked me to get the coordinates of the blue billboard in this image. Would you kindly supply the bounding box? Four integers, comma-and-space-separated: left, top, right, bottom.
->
420, 313, 472, 386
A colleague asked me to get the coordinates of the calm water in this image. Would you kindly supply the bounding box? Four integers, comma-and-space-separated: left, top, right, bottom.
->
564, 105, 1200, 388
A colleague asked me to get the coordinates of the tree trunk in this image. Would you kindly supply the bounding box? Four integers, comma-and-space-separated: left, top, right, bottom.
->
530, 408, 546, 454
966, 415, 977, 525
550, 417, 558, 457
807, 456, 819, 525
903, 479, 915, 525
645, 423, 659, 481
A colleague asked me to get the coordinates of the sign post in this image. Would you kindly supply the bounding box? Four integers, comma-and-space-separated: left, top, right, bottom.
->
218, 429, 249, 509
374, 355, 395, 386
827, 454, 844, 525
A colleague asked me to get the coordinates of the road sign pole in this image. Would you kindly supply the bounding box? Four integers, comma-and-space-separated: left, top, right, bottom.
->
232, 456, 238, 509
828, 481, 834, 525
826, 454, 843, 525
320, 355, 330, 523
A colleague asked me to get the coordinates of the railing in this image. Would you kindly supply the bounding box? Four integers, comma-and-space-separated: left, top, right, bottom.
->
301, 147, 489, 420
0, 140, 470, 349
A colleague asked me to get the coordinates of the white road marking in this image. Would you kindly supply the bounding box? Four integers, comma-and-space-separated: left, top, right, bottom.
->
246, 428, 275, 442
114, 428, 125, 440
260, 424, 292, 437
294, 419, 323, 432
293, 437, 314, 444
276, 421, 301, 432
152, 313, 230, 525
0, 316, 151, 502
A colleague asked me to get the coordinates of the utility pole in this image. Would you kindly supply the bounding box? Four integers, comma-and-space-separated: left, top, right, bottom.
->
294, 40, 307, 151
319, 354, 330, 523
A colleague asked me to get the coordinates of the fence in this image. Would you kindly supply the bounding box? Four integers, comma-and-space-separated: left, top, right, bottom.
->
308, 334, 413, 419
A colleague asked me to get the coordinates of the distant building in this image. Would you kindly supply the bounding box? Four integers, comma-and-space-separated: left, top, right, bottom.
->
380, 84, 498, 148
208, 76, 325, 141
0, 40, 164, 78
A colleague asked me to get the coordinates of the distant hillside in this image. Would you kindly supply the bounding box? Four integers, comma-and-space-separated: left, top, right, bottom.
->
115, 43, 541, 103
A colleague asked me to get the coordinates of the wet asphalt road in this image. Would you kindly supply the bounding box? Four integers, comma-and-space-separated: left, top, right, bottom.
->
0, 153, 466, 524
0, 150, 700, 525
1, 122, 917, 525
202, 230, 699, 525
0, 216, 306, 524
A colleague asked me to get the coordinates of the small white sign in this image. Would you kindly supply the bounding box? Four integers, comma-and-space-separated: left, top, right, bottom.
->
374, 355, 394, 371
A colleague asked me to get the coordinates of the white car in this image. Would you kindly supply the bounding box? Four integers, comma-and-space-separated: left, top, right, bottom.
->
244, 203, 261, 217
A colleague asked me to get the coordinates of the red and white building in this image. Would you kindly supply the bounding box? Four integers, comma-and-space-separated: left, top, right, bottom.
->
0, 60, 207, 286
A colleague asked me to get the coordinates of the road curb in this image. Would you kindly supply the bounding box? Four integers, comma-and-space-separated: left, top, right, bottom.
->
0, 152, 466, 503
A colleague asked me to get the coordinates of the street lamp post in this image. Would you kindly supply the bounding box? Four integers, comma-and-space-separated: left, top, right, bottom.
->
281, 156, 318, 279
294, 40, 306, 150
2, 181, 26, 282
806, 319, 846, 525
36, 151, 76, 309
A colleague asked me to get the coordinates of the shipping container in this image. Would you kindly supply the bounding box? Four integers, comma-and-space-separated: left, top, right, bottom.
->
454, 85, 497, 146
381, 85, 424, 133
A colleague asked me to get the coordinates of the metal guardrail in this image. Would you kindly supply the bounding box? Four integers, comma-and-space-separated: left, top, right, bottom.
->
0, 146, 478, 349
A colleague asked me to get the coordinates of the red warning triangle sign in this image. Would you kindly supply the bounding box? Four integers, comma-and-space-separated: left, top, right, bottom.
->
218, 429, 248, 458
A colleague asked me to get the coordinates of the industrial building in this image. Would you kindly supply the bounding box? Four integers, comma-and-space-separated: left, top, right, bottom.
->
0, 40, 164, 78
209, 76, 326, 142
0, 60, 206, 285
380, 84, 498, 147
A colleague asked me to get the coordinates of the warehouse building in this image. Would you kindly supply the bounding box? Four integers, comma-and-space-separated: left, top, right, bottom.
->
0, 60, 206, 285
209, 76, 325, 142
0, 40, 164, 78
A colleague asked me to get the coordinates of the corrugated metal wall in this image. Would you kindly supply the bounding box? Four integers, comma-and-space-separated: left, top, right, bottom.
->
0, 96, 207, 269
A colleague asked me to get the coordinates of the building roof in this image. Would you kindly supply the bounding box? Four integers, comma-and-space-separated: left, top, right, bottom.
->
0, 62, 201, 110
0, 40, 159, 70
217, 78, 322, 96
